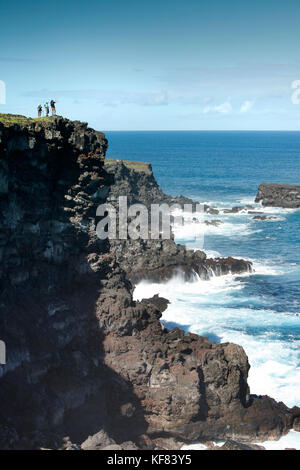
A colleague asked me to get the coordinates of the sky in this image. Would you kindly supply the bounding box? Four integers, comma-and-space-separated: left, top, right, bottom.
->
0, 0, 300, 130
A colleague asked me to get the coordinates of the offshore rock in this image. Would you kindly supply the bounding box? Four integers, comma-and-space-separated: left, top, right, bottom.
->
255, 183, 300, 208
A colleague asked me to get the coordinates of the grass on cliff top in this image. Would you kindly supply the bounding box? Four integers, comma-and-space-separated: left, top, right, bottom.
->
0, 113, 52, 127
105, 158, 152, 174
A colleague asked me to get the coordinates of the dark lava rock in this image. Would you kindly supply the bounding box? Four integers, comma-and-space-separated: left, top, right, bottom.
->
223, 206, 243, 213
253, 215, 279, 221
143, 294, 170, 312
81, 429, 116, 450
255, 183, 300, 208
104, 158, 194, 207
293, 417, 300, 432
152, 437, 184, 450
216, 440, 264, 451
205, 207, 219, 215
204, 219, 223, 226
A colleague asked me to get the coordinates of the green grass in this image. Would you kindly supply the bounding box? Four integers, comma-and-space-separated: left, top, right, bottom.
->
0, 113, 52, 127
105, 158, 152, 174
31, 117, 52, 123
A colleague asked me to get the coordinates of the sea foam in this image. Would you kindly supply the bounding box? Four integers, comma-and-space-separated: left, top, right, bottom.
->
134, 267, 300, 408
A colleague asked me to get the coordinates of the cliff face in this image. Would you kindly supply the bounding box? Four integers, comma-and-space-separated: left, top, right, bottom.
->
104, 159, 252, 283
0, 116, 122, 447
256, 183, 300, 208
0, 116, 298, 449
104, 158, 194, 206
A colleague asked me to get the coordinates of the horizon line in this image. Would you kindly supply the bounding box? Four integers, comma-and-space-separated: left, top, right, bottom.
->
103, 129, 300, 132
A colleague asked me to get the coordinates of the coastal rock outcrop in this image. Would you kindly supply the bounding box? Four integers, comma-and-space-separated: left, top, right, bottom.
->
0, 115, 298, 449
104, 158, 193, 207
255, 183, 300, 208
105, 159, 252, 283
253, 215, 279, 221
111, 238, 252, 283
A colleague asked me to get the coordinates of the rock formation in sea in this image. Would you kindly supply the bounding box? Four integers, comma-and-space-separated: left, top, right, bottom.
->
0, 115, 299, 450
104, 158, 252, 283
255, 183, 300, 208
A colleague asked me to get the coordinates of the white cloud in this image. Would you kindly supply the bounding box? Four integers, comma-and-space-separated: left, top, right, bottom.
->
203, 101, 232, 114
240, 100, 254, 113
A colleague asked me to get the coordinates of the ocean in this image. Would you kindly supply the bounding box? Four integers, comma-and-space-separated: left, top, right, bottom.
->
106, 131, 300, 448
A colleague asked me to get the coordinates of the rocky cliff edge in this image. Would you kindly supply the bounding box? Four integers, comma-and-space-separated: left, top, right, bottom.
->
0, 115, 298, 449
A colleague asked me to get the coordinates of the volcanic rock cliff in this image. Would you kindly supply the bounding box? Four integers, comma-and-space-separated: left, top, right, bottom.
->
104, 158, 252, 283
0, 115, 298, 450
104, 158, 194, 206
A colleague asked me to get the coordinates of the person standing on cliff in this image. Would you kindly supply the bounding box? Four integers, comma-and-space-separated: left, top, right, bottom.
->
44, 101, 49, 117
37, 104, 42, 117
50, 99, 56, 116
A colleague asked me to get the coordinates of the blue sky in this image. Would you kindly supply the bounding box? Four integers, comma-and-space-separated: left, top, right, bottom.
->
0, 0, 300, 130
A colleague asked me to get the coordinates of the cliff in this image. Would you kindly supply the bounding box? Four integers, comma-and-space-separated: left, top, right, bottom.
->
104, 158, 252, 283
256, 183, 300, 208
104, 158, 194, 206
0, 115, 298, 449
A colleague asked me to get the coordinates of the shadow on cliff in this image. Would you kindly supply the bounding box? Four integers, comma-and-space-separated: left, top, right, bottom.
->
44, 276, 150, 447
0, 145, 149, 448
58, 309, 150, 447
0, 278, 149, 449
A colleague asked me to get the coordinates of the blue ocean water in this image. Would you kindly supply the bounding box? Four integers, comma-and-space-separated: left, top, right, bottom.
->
106, 131, 300, 410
